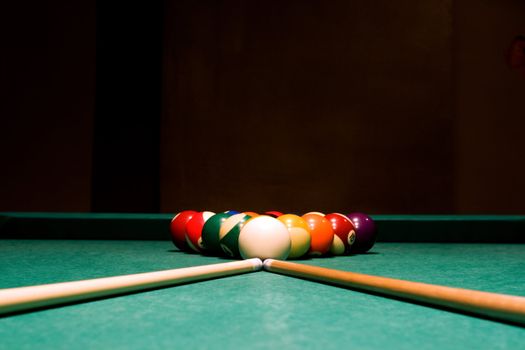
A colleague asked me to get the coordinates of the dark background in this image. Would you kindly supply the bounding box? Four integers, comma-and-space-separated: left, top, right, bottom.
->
1, 0, 524, 214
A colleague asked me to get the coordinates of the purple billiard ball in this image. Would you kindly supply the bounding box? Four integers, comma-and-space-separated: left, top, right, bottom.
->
346, 212, 377, 253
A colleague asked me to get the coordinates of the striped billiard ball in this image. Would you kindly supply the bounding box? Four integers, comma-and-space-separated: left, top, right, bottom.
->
185, 211, 215, 253
219, 213, 253, 257
326, 213, 356, 255
277, 214, 311, 259
201, 212, 235, 255
346, 212, 377, 253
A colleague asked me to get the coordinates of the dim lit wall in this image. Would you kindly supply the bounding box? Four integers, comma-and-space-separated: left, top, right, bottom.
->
1, 1, 523, 214
161, 0, 455, 214
0, 2, 95, 211
454, 0, 525, 213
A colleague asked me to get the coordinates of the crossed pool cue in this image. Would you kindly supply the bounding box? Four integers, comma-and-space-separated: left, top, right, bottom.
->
1, 258, 525, 326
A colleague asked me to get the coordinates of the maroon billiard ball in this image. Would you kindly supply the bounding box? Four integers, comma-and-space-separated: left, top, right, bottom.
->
346, 212, 377, 253
170, 210, 197, 251
325, 213, 356, 255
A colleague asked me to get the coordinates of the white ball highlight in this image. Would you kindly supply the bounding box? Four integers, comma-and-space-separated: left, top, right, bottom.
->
239, 216, 291, 260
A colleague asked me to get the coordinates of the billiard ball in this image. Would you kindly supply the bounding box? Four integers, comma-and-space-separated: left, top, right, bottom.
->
170, 210, 197, 251
239, 216, 291, 260
219, 213, 253, 257
265, 211, 284, 218
185, 211, 215, 253
346, 212, 377, 253
277, 214, 311, 259
325, 213, 356, 255
224, 210, 240, 215
243, 211, 259, 217
301, 213, 334, 256
304, 211, 325, 216
201, 212, 235, 255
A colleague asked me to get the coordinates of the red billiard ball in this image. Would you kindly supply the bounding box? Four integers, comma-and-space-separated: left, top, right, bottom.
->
265, 211, 284, 218
170, 210, 197, 251
325, 213, 356, 255
185, 211, 215, 253
346, 212, 377, 253
301, 213, 334, 256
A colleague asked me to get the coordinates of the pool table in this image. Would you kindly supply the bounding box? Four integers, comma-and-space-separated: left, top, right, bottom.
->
1, 213, 524, 349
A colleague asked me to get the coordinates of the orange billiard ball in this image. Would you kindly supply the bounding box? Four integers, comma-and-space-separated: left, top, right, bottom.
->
301, 213, 334, 256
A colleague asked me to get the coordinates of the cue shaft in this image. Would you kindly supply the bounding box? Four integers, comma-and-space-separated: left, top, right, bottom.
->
0, 258, 263, 315
263, 259, 525, 325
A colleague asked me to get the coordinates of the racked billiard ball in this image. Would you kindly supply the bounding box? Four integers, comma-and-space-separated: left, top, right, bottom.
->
170, 210, 197, 251
301, 213, 334, 256
201, 212, 235, 255
326, 213, 356, 255
304, 211, 325, 216
185, 211, 215, 253
219, 213, 253, 257
346, 212, 377, 253
265, 211, 284, 218
239, 216, 291, 260
277, 214, 311, 259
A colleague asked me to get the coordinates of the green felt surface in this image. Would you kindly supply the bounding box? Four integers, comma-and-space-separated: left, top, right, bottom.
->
1, 241, 524, 349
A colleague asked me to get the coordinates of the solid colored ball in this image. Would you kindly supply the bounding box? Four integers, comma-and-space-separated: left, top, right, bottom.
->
277, 214, 311, 259
265, 211, 284, 218
201, 212, 234, 255
219, 213, 253, 257
170, 210, 197, 251
346, 212, 377, 253
239, 216, 291, 260
326, 213, 356, 255
185, 211, 215, 253
224, 210, 240, 215
302, 213, 334, 256
304, 211, 325, 216
243, 211, 259, 217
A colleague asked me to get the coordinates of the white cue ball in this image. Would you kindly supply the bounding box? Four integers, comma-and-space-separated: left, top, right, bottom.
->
239, 216, 291, 260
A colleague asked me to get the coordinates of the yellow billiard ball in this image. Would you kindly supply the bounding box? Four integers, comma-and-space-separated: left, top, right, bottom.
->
277, 214, 311, 259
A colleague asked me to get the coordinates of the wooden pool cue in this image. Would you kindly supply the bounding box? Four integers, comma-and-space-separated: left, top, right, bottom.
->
0, 258, 263, 315
263, 259, 525, 325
